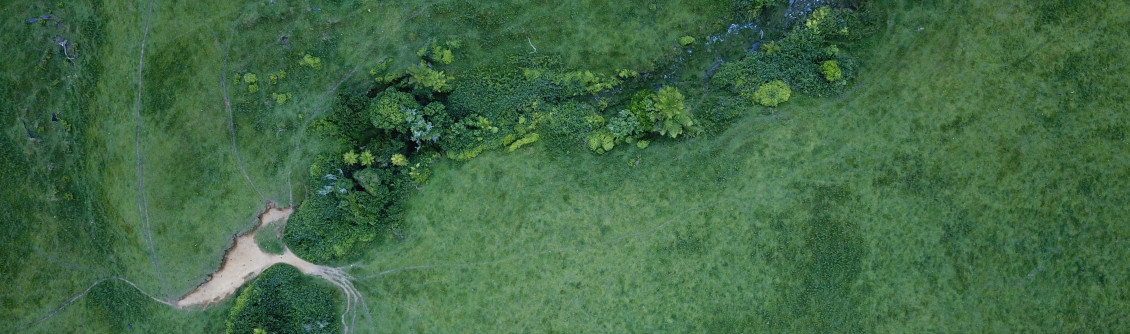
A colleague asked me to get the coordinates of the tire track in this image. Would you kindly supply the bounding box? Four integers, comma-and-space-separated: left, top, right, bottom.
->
132, 0, 170, 303
217, 34, 267, 202
6, 276, 175, 332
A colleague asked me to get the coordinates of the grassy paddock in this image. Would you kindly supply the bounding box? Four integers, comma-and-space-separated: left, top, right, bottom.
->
351, 0, 1130, 332
2, 0, 742, 331
3, 0, 1127, 332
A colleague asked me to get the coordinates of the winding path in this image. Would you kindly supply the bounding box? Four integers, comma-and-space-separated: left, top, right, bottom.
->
132, 0, 170, 302
174, 204, 367, 333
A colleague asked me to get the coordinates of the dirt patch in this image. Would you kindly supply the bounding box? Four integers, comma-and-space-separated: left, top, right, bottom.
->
175, 204, 319, 309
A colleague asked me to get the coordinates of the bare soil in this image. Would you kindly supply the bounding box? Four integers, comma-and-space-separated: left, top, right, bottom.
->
175, 204, 317, 308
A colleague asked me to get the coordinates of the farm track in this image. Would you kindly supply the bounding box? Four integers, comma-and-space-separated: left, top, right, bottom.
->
218, 42, 267, 203
132, 0, 170, 303
6, 276, 173, 332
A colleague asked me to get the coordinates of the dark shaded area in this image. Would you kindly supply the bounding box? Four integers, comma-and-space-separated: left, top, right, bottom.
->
768, 184, 867, 333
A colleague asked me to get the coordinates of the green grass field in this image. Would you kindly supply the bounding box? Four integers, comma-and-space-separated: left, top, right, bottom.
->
352, 1, 1130, 332
2, 0, 1128, 332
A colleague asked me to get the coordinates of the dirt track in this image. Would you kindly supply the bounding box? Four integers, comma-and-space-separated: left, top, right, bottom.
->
175, 205, 319, 308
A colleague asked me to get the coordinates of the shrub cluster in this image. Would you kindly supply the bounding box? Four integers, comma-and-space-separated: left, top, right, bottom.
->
712, 5, 874, 106
225, 265, 340, 334
287, 3, 878, 265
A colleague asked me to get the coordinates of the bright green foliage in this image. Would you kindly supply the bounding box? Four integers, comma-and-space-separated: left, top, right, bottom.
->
269, 74, 278, 84
617, 69, 639, 79
391, 153, 408, 166
418, 39, 459, 65
761, 41, 781, 55
804, 5, 876, 41
753, 80, 791, 107
636, 139, 650, 149
245, 73, 260, 93
368, 87, 420, 133
679, 35, 696, 46
625, 86, 693, 141
628, 90, 656, 131
507, 133, 540, 152
299, 54, 322, 68
359, 150, 375, 166
588, 130, 615, 154
406, 62, 453, 93
343, 150, 359, 165
435, 48, 454, 64
272, 92, 292, 104
225, 265, 339, 334
649, 86, 693, 138
806, 6, 833, 34
821, 60, 843, 82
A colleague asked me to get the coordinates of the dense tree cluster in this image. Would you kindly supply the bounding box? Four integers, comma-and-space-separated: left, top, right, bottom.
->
286, 3, 877, 266
226, 265, 340, 334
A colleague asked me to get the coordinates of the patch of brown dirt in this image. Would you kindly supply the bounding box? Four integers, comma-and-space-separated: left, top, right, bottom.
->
174, 203, 319, 309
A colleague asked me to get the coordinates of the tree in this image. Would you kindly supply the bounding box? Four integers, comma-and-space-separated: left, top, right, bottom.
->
391, 153, 408, 166
820, 60, 843, 82
342, 150, 359, 165
753, 80, 792, 107
406, 62, 453, 93
369, 87, 419, 133
359, 150, 375, 166
588, 131, 615, 154
225, 265, 339, 334
649, 86, 693, 138
406, 102, 450, 144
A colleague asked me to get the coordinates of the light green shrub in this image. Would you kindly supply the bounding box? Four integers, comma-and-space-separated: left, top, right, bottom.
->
753, 80, 792, 107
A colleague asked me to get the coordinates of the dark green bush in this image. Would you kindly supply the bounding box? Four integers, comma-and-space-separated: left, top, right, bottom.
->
286, 157, 409, 264
540, 101, 601, 156
713, 28, 856, 99
225, 265, 340, 334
